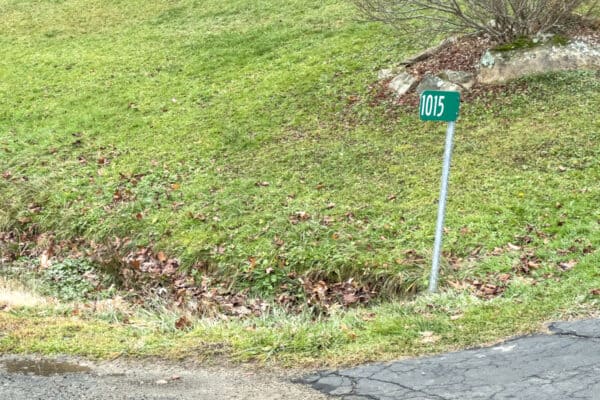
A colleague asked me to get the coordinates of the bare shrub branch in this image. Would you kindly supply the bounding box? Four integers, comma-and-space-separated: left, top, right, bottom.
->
351, 0, 598, 42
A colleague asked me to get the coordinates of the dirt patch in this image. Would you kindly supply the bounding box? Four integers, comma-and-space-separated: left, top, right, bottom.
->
0, 277, 50, 310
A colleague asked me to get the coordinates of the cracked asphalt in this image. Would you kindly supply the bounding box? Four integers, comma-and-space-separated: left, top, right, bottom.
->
0, 356, 328, 400
304, 319, 600, 400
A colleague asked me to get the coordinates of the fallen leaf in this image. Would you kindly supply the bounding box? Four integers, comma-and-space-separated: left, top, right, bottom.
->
361, 312, 377, 321
290, 211, 311, 224
507, 243, 521, 251
558, 260, 577, 271
40, 249, 53, 269
215, 245, 226, 255
175, 316, 192, 330
188, 212, 207, 221
420, 331, 441, 344
321, 216, 335, 226
255, 181, 270, 187
157, 251, 167, 263
17, 216, 32, 224
340, 323, 358, 340
483, 284, 499, 295
343, 292, 359, 305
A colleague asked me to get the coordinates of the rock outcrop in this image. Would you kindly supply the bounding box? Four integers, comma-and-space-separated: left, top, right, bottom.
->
477, 40, 600, 84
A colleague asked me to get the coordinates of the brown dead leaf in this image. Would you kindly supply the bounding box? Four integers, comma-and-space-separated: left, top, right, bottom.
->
361, 312, 377, 321
17, 216, 32, 224
188, 212, 207, 221
420, 331, 441, 344
113, 189, 123, 202
214, 245, 226, 255
28, 203, 42, 214
343, 292, 359, 305
558, 260, 578, 271
40, 251, 52, 269
321, 216, 335, 226
290, 211, 311, 224
255, 181, 270, 187
175, 316, 192, 330
340, 324, 358, 340
590, 289, 600, 296
296, 211, 310, 220
447, 280, 469, 290
157, 251, 168, 263
507, 243, 521, 251
482, 284, 499, 295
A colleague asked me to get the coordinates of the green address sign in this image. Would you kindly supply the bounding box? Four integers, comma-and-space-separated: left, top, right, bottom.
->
419, 91, 460, 122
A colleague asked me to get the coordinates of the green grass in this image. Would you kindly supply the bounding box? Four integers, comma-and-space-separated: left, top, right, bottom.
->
0, 0, 599, 364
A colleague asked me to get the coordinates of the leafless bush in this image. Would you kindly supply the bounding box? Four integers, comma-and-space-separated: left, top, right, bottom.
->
352, 0, 598, 42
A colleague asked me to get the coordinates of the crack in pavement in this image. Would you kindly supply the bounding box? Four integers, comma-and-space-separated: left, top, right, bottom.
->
303, 319, 600, 399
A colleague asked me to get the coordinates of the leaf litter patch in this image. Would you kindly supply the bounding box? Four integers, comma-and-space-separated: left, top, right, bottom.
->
0, 229, 375, 321
1, 220, 595, 318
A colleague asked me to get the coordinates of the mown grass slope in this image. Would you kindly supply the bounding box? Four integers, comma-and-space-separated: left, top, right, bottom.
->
1, 0, 599, 300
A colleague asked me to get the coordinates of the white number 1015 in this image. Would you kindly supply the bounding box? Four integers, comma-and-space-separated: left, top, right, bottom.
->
420, 94, 445, 117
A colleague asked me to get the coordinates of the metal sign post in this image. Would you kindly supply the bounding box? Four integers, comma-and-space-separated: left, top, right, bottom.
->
419, 90, 461, 293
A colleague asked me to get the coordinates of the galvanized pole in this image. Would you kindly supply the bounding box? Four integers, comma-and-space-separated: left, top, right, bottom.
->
429, 121, 456, 293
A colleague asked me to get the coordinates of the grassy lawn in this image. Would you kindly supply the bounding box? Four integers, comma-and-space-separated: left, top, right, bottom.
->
0, 0, 599, 365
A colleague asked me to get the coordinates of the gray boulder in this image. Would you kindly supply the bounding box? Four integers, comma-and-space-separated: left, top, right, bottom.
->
388, 71, 418, 97
416, 74, 462, 94
478, 40, 600, 84
438, 70, 476, 90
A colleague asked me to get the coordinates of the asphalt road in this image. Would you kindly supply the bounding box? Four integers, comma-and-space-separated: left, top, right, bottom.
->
305, 319, 600, 399
0, 356, 328, 400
